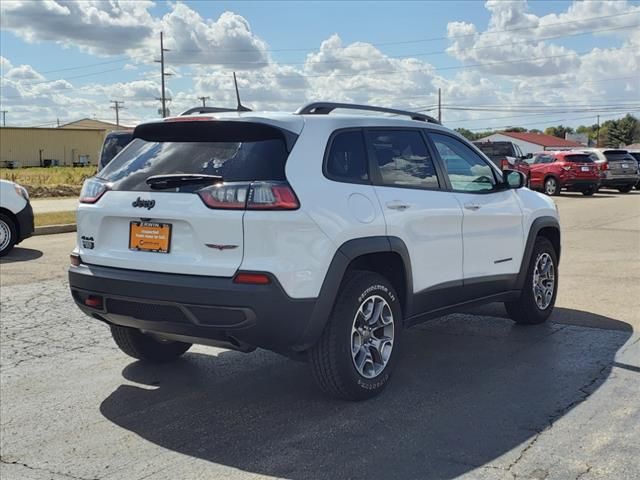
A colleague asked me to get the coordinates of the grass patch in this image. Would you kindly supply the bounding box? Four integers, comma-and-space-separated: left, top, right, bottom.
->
1, 166, 95, 198
35, 211, 76, 227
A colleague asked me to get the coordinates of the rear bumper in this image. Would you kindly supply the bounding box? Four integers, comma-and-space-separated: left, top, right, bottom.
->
561, 179, 600, 190
600, 176, 639, 188
16, 203, 34, 243
69, 263, 317, 353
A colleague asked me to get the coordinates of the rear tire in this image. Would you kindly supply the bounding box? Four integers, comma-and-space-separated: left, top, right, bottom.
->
0, 213, 17, 257
309, 271, 402, 401
505, 237, 558, 325
110, 325, 191, 363
581, 187, 596, 196
618, 185, 633, 193
544, 177, 561, 196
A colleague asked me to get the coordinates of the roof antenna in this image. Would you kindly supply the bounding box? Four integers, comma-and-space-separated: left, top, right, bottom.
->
233, 72, 251, 112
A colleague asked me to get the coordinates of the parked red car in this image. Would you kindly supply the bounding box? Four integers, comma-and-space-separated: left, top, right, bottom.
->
526, 151, 600, 196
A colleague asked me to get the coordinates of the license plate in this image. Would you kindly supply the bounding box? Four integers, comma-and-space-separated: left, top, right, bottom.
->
581, 166, 589, 172
129, 221, 171, 253
622, 163, 629, 168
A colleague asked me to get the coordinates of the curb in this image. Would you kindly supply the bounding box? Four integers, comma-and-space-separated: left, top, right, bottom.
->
34, 224, 77, 236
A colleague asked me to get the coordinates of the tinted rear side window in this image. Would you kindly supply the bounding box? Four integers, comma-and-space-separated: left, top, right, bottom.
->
368, 130, 439, 189
564, 155, 593, 163
325, 130, 369, 183
98, 122, 292, 192
473, 142, 514, 162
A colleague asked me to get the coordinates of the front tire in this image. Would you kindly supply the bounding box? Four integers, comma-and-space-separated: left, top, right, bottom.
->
110, 325, 191, 363
505, 237, 558, 325
0, 213, 17, 257
544, 177, 561, 196
309, 271, 402, 401
618, 185, 633, 193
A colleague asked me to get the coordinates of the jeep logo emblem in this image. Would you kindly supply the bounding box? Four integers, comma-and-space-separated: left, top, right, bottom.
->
132, 197, 155, 210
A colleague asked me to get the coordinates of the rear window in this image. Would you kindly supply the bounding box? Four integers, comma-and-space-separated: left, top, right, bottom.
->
97, 122, 293, 192
564, 155, 593, 163
604, 151, 634, 162
629, 152, 640, 162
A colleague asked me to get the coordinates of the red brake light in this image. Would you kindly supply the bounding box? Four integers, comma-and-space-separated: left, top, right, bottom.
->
79, 178, 110, 204
84, 295, 103, 308
198, 182, 299, 210
164, 116, 215, 122
500, 159, 509, 170
233, 272, 271, 285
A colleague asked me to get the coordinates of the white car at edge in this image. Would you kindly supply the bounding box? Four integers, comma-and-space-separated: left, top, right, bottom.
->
0, 179, 34, 256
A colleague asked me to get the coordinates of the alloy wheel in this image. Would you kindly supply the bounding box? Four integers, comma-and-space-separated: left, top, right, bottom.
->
351, 295, 394, 379
532, 252, 555, 310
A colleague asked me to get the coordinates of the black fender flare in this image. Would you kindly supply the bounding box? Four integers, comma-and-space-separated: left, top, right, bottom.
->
516, 216, 561, 290
295, 236, 413, 350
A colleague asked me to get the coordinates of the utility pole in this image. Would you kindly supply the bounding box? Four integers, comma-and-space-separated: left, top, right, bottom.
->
198, 96, 210, 108
437, 88, 442, 123
0, 110, 7, 127
154, 32, 171, 117
110, 100, 125, 126
596, 115, 600, 148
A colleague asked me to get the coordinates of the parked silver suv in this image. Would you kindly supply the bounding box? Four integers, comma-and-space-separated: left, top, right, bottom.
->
582, 148, 639, 193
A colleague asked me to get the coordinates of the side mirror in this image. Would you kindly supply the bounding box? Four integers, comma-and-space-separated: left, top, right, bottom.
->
525, 153, 533, 159
504, 170, 526, 189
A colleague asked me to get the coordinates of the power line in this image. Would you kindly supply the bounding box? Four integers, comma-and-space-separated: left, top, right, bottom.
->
464, 110, 639, 131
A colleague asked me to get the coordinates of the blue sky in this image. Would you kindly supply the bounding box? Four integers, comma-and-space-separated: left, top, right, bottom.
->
1, 1, 638, 129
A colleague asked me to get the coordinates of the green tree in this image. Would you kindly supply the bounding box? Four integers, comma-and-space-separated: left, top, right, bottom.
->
544, 125, 574, 139
454, 128, 476, 140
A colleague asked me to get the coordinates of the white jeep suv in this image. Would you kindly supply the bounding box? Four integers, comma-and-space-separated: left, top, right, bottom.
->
69, 102, 560, 400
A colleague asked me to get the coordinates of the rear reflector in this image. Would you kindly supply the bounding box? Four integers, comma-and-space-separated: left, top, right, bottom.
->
233, 273, 271, 285
85, 295, 103, 309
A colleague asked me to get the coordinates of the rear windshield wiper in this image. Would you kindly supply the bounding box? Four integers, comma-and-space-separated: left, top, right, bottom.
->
146, 174, 223, 190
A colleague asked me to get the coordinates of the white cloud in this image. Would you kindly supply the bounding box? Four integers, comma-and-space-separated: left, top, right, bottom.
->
0, 0, 156, 56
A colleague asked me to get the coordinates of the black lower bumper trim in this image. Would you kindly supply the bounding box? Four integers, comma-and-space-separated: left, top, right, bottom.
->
69, 263, 316, 353
16, 203, 34, 242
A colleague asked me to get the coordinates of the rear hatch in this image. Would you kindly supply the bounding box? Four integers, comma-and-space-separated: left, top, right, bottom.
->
604, 150, 638, 177
563, 154, 598, 178
77, 119, 299, 277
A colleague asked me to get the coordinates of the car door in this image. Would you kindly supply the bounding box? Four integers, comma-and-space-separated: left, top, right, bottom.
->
365, 128, 464, 313
528, 153, 553, 188
427, 132, 525, 291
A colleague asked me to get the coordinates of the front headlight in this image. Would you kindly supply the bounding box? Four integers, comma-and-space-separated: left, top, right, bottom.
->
14, 184, 29, 201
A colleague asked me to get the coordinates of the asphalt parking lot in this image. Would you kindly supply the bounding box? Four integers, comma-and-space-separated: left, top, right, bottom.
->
1, 191, 639, 480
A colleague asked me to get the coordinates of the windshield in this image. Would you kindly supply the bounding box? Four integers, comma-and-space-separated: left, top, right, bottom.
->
98, 123, 290, 192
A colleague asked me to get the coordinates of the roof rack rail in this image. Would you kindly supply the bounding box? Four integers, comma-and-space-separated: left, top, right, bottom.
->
295, 102, 440, 124
179, 106, 252, 116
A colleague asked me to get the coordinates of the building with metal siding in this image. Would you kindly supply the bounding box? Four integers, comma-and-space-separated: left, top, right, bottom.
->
59, 118, 130, 131
0, 127, 107, 167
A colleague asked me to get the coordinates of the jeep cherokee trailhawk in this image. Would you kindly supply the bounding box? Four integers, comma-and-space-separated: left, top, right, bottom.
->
69, 102, 561, 400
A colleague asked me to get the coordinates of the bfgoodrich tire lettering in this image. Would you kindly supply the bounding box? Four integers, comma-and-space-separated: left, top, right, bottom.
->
505, 237, 558, 325
309, 271, 402, 400
110, 325, 191, 363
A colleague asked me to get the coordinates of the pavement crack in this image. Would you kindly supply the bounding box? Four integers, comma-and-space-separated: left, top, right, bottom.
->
0, 457, 99, 480
575, 464, 593, 480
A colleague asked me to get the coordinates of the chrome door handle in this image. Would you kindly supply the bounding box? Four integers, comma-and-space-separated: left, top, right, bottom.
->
386, 201, 410, 211
464, 203, 481, 211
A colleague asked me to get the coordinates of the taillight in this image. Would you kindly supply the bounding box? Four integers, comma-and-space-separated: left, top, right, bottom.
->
79, 178, 110, 204
600, 162, 608, 171
562, 165, 572, 171
500, 159, 509, 170
198, 181, 299, 210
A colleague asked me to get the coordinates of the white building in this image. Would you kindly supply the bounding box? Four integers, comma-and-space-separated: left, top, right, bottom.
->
475, 131, 584, 155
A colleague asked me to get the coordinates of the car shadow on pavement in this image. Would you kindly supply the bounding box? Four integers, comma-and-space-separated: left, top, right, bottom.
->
100, 312, 631, 480
0, 247, 43, 263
